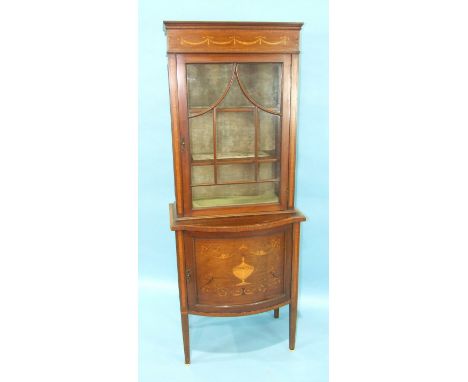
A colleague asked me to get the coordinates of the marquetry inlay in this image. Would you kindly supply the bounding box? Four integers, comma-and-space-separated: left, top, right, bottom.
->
194, 232, 286, 302
165, 25, 301, 53
232, 256, 254, 285
180, 35, 288, 46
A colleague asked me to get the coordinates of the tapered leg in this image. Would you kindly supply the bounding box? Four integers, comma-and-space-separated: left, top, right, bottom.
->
289, 223, 301, 350
289, 302, 297, 349
274, 308, 280, 318
181, 313, 190, 364
175, 231, 190, 364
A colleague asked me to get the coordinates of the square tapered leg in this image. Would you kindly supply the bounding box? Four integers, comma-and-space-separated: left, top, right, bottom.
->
289, 223, 300, 350
289, 303, 297, 349
181, 313, 190, 364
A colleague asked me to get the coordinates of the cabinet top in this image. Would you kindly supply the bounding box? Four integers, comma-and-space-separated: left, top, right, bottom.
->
163, 21, 303, 30
164, 21, 303, 53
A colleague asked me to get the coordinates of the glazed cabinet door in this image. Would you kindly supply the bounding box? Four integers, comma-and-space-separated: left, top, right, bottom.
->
184, 226, 292, 314
176, 54, 291, 216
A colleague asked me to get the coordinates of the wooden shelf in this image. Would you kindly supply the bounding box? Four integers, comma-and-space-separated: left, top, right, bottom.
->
191, 179, 280, 187
192, 193, 279, 209
192, 151, 272, 161
192, 151, 278, 165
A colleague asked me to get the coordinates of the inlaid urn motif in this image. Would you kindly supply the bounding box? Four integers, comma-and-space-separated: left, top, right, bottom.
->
232, 256, 254, 286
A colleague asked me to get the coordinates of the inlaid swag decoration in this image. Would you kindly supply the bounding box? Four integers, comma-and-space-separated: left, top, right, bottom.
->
180, 35, 289, 47
164, 22, 302, 54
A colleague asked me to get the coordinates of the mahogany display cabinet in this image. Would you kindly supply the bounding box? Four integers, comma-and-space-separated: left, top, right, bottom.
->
164, 21, 306, 363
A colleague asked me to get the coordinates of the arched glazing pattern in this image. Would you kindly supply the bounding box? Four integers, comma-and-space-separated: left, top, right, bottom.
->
186, 62, 283, 209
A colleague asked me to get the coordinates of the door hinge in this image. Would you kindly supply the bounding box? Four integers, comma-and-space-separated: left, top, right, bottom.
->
181, 137, 186, 151
185, 269, 191, 282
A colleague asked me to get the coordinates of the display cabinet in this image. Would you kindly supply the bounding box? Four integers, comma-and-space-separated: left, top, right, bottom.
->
164, 21, 305, 363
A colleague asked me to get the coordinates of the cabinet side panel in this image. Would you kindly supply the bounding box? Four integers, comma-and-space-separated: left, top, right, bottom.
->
168, 54, 184, 215
288, 54, 299, 208
175, 231, 188, 313
290, 223, 301, 305
184, 233, 198, 306
283, 225, 293, 297
279, 55, 291, 209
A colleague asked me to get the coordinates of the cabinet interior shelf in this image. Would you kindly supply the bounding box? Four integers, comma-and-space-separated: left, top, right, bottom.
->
191, 179, 279, 187
192, 193, 279, 209
192, 152, 278, 165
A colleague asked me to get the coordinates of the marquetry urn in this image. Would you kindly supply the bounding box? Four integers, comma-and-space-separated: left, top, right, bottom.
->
164, 21, 305, 364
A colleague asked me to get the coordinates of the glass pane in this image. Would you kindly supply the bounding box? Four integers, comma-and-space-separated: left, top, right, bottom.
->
218, 80, 251, 108
191, 165, 214, 186
187, 62, 283, 209
192, 183, 279, 209
237, 63, 282, 110
189, 111, 213, 161
216, 111, 254, 159
187, 64, 233, 108
259, 110, 280, 158
217, 164, 256, 183
259, 162, 279, 181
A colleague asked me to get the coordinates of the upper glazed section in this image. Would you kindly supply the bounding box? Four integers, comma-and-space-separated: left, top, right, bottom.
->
163, 21, 303, 54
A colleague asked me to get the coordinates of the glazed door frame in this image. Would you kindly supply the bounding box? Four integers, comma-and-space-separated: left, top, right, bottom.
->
176, 53, 292, 217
